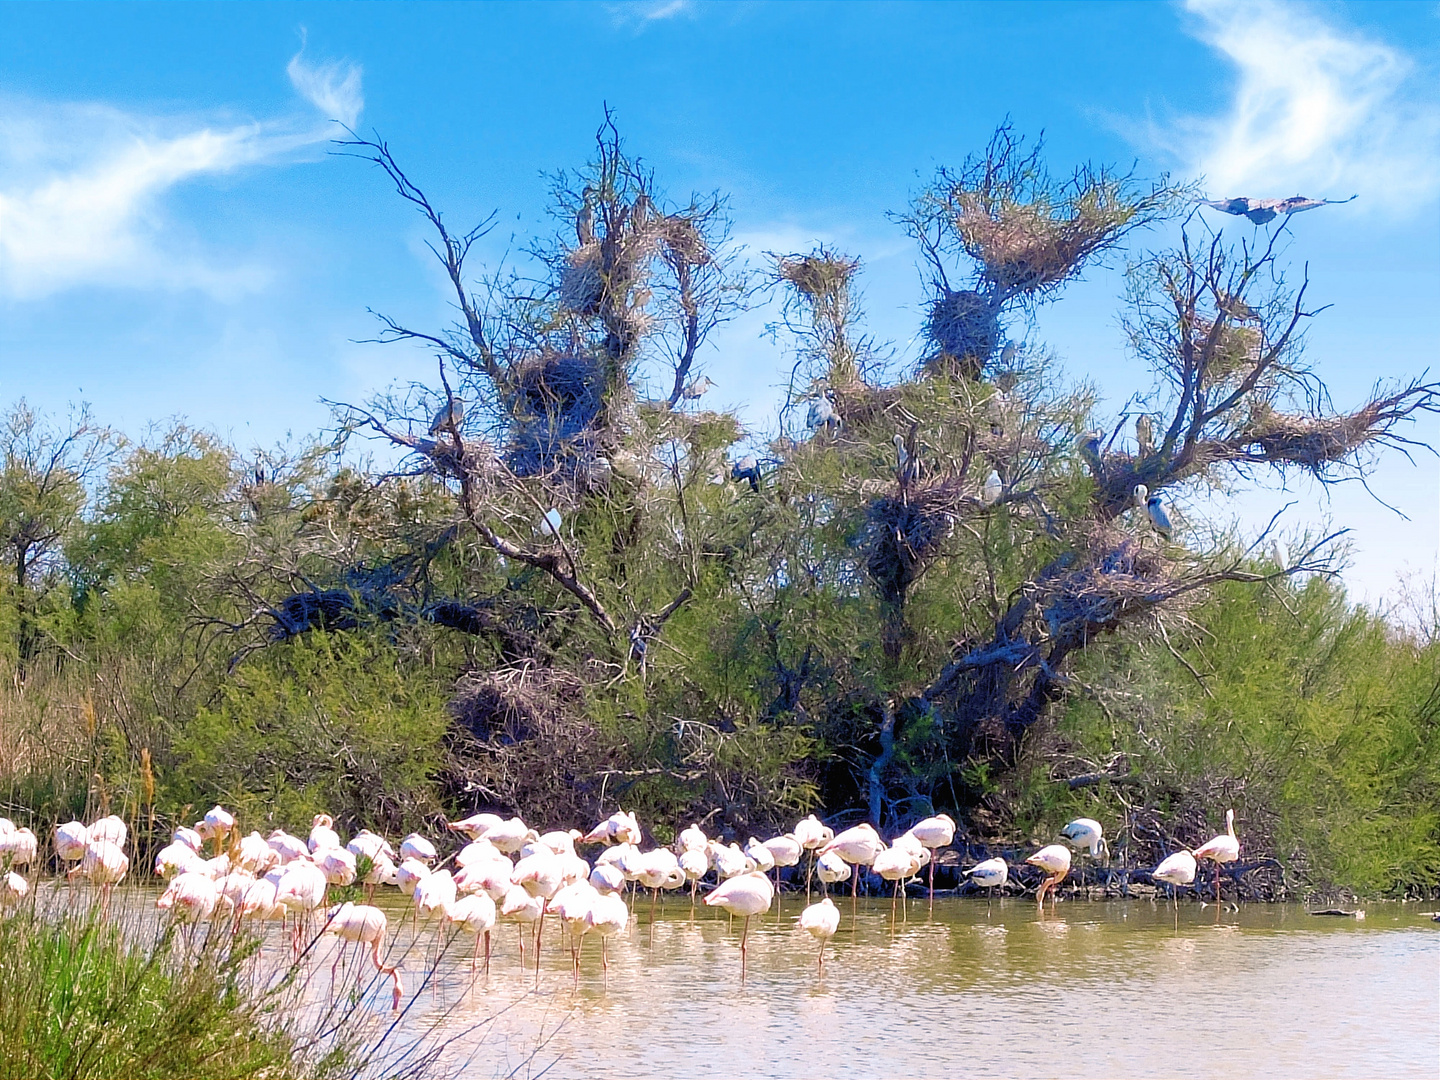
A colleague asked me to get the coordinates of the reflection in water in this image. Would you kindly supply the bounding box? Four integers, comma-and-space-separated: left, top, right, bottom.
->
66, 888, 1440, 1078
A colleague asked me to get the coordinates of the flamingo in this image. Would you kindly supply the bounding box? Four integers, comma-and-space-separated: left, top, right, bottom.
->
585, 890, 631, 987
321, 902, 403, 1010
72, 839, 129, 917
399, 833, 437, 864
172, 825, 204, 853
1025, 845, 1071, 910
793, 815, 834, 900
483, 818, 537, 855
499, 884, 545, 963
88, 815, 128, 849
537, 829, 583, 856
448, 812, 503, 840
965, 856, 1009, 910
275, 859, 328, 952
511, 852, 565, 983
236, 832, 278, 875
797, 897, 840, 972
266, 830, 309, 864
704, 870, 774, 979
872, 844, 923, 925
157, 870, 221, 929
2, 870, 29, 909
678, 823, 709, 853
908, 814, 955, 910
308, 815, 341, 853
550, 881, 599, 983
0, 827, 38, 873
821, 824, 886, 924
314, 847, 358, 887
744, 837, 776, 875
816, 850, 851, 895
589, 862, 626, 894
445, 892, 498, 975
678, 848, 708, 908
763, 834, 802, 893
1153, 849, 1198, 926
1193, 809, 1241, 903
580, 810, 642, 847
198, 805, 235, 853
54, 821, 89, 865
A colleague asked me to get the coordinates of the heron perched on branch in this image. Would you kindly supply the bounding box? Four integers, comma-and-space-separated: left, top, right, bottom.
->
429, 398, 464, 436
681, 376, 716, 401
981, 469, 1003, 507
1135, 414, 1154, 457
731, 455, 762, 493
806, 391, 839, 433
1146, 493, 1173, 540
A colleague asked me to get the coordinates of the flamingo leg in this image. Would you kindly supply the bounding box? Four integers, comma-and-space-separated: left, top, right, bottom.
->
534, 907, 544, 988
805, 851, 814, 902
817, 937, 825, 974
928, 858, 935, 914
602, 936, 609, 991
739, 915, 750, 982
851, 865, 859, 929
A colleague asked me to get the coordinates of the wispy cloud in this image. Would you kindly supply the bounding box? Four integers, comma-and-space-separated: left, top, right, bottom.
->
0, 49, 363, 301
604, 0, 694, 30
1154, 0, 1440, 212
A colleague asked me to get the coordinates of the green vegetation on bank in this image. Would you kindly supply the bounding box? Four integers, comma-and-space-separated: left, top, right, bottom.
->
2, 123, 1437, 897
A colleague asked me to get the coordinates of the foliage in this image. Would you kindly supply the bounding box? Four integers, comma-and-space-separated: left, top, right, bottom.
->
0, 905, 352, 1080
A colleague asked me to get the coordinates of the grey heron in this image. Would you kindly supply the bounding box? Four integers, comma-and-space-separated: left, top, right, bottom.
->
428, 398, 464, 436
1146, 494, 1173, 540
681, 375, 716, 400
730, 455, 761, 493
806, 392, 839, 433
1133, 483, 1148, 507
1135, 414, 1154, 457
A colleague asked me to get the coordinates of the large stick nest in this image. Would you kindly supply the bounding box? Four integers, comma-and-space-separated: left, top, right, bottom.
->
860, 481, 965, 602
777, 252, 859, 300
504, 350, 611, 480
922, 289, 1001, 380
442, 663, 617, 826
1035, 523, 1180, 644
955, 192, 1136, 301
1245, 409, 1377, 471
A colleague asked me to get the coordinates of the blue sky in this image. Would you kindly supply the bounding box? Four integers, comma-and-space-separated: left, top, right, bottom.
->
1, 1, 1437, 605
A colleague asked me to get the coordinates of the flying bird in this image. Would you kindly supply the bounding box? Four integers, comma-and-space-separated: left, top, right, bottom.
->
1198, 194, 1355, 226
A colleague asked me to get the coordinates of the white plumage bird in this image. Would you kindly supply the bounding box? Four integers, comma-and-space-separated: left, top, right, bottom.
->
704, 871, 774, 978
981, 470, 1003, 507
797, 897, 840, 972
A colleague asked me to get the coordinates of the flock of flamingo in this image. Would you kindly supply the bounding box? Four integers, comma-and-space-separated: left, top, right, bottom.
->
0, 804, 1241, 1003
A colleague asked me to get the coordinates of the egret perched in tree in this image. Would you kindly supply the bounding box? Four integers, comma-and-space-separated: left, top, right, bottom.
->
1271, 537, 1288, 571
981, 469, 1003, 507
1146, 494, 1174, 540
428, 398, 464, 436
681, 375, 716, 400
537, 508, 563, 538
1193, 809, 1241, 904
1135, 414, 1154, 457
730, 455, 762, 493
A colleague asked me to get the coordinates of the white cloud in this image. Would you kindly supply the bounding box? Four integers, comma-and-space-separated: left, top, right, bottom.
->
1158, 0, 1440, 211
604, 0, 694, 30
287, 50, 364, 129
0, 50, 363, 301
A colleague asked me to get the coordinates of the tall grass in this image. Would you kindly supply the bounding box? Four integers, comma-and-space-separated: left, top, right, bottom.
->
0, 897, 362, 1080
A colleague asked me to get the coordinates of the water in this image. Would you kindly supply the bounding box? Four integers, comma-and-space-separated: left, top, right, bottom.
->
76, 887, 1440, 1077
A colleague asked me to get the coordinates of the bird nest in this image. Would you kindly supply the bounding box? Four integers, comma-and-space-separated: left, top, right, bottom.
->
443, 664, 617, 826
953, 193, 1131, 300
777, 252, 859, 299
558, 242, 605, 316
1245, 411, 1371, 472
860, 483, 964, 602
1034, 525, 1178, 641
922, 289, 1001, 380
504, 351, 609, 479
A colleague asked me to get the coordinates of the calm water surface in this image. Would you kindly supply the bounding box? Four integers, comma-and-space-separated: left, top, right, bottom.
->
94, 887, 1440, 1078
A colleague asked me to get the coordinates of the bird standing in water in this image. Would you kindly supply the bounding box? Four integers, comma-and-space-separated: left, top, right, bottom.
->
797, 897, 840, 973
1193, 809, 1241, 904
704, 871, 774, 980
1025, 845, 1071, 910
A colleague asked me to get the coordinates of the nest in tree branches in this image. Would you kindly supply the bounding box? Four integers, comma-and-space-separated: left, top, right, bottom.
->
1245, 410, 1374, 472
659, 215, 710, 265
505, 351, 609, 479
923, 289, 1001, 380
1196, 319, 1262, 385
828, 383, 906, 432
1036, 524, 1178, 642
778, 252, 858, 299
954, 192, 1134, 300
860, 483, 964, 602
442, 664, 617, 826
558, 242, 605, 316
